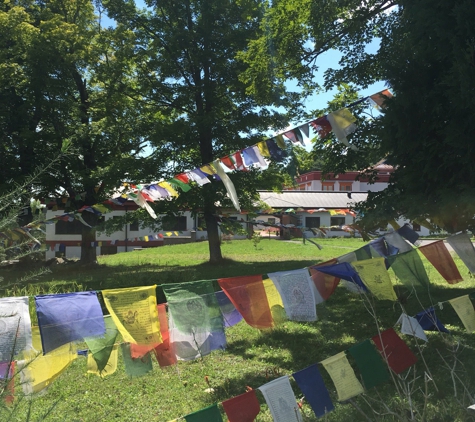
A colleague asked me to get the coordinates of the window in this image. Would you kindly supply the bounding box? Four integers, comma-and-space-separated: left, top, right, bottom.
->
129, 220, 139, 231
306, 217, 320, 228
55, 219, 83, 235
268, 218, 276, 225
162, 216, 187, 231
330, 216, 346, 227
411, 222, 421, 232
339, 182, 352, 191
322, 182, 334, 191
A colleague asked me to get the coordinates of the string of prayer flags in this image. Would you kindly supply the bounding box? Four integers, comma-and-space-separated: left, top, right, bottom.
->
215, 290, 243, 327
84, 315, 120, 377
0, 296, 32, 360
384, 231, 413, 254
222, 390, 261, 422
258, 376, 303, 422
321, 352, 364, 401
449, 295, 475, 333
418, 240, 462, 284
184, 403, 223, 422
397, 225, 420, 245
326, 108, 358, 150
162, 280, 226, 361
347, 340, 390, 389
396, 314, 428, 342
218, 275, 280, 329
35, 291, 106, 354
87, 345, 118, 378
267, 269, 319, 321
292, 364, 334, 418
316, 262, 368, 292
371, 328, 417, 374
308, 259, 340, 301
446, 233, 475, 274
213, 160, 240, 212
387, 249, 430, 289
121, 343, 153, 378
102, 285, 162, 345
351, 258, 398, 301
18, 326, 77, 395
415, 307, 449, 333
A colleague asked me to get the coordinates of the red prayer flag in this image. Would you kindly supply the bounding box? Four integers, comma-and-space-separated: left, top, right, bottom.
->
218, 275, 274, 329
222, 390, 261, 422
369, 89, 393, 108
175, 173, 190, 184
232, 152, 247, 171
310, 116, 332, 139
371, 328, 417, 374
418, 240, 463, 284
309, 259, 340, 300
221, 156, 236, 171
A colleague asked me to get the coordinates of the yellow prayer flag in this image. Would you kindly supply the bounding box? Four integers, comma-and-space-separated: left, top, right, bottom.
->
330, 108, 357, 127
158, 181, 179, 197
449, 295, 475, 333
166, 232, 172, 237
18, 327, 77, 395
200, 164, 217, 175
102, 285, 162, 345
257, 141, 271, 157
328, 210, 337, 216
87, 345, 119, 378
321, 351, 364, 401
174, 231, 179, 236
262, 278, 286, 326
275, 134, 286, 149
351, 258, 398, 301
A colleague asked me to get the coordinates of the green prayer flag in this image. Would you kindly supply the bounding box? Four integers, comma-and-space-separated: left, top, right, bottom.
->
168, 178, 192, 192
354, 246, 372, 261
387, 249, 430, 288
121, 343, 153, 377
347, 339, 389, 389
185, 403, 223, 422
84, 315, 119, 374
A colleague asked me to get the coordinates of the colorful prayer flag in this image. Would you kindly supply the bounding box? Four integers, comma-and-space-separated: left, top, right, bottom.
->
418, 240, 463, 284
35, 291, 105, 354
102, 285, 161, 345
222, 390, 261, 422
351, 258, 397, 301
258, 376, 302, 422
449, 295, 475, 333
347, 340, 389, 389
309, 259, 340, 301
321, 352, 364, 401
292, 364, 334, 418
387, 249, 430, 289
371, 328, 417, 374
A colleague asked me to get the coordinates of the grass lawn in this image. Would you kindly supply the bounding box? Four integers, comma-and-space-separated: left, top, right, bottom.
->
2, 237, 475, 421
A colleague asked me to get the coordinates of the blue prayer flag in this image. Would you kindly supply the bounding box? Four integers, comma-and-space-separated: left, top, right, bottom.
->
316, 262, 368, 292
415, 307, 450, 333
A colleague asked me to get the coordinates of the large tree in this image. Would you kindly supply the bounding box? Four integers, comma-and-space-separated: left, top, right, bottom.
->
102, 0, 301, 263
0, 0, 158, 263
242, 0, 475, 234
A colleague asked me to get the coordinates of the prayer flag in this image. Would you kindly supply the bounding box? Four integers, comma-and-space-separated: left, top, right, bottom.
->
121, 343, 153, 377
327, 108, 357, 150
274, 134, 287, 149
218, 275, 283, 329
162, 280, 226, 360
84, 315, 119, 376
232, 151, 246, 171
213, 160, 240, 212
268, 269, 319, 321
351, 258, 398, 301
371, 328, 417, 374
87, 344, 118, 378
292, 364, 334, 418
184, 403, 223, 422
266, 139, 288, 162
258, 376, 302, 422
415, 307, 449, 333
220, 156, 236, 171
397, 225, 420, 245
369, 89, 392, 108
299, 123, 310, 138
310, 116, 332, 139
384, 231, 413, 253
215, 290, 243, 327
158, 181, 179, 197
396, 314, 428, 342
449, 295, 475, 333
418, 240, 462, 284
18, 326, 77, 395
321, 352, 364, 401
102, 285, 162, 345
446, 233, 475, 274
347, 340, 389, 389
257, 140, 271, 157
169, 177, 192, 192
0, 361, 15, 404
35, 291, 105, 354
0, 296, 32, 360
316, 262, 368, 292
222, 390, 261, 422
309, 259, 340, 300
189, 169, 211, 186
387, 249, 430, 289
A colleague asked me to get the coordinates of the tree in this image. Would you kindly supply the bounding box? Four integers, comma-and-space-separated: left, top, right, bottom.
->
102, 0, 302, 263
242, 0, 475, 234
0, 0, 157, 263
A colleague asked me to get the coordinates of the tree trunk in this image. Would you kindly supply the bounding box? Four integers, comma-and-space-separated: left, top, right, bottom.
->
205, 210, 222, 263
81, 225, 98, 264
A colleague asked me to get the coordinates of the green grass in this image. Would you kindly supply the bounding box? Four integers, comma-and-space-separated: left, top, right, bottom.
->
2, 238, 475, 421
